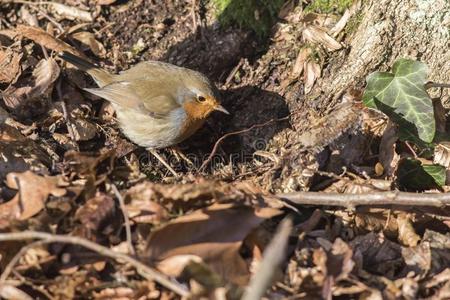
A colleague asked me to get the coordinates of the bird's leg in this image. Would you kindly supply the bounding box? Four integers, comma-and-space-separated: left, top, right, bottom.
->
148, 149, 179, 177
168, 146, 195, 168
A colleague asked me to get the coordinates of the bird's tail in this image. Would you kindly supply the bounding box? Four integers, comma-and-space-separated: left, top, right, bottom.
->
59, 51, 112, 87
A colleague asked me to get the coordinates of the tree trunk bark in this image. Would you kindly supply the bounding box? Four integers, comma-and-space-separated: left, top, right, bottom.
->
272, 0, 450, 192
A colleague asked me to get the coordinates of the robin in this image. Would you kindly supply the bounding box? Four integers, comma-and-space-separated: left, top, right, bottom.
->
60, 52, 229, 176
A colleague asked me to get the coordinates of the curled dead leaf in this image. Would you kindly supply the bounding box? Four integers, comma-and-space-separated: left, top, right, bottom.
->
145, 203, 282, 285
2, 58, 60, 117
97, 0, 118, 5
379, 121, 400, 176
397, 213, 420, 247
0, 123, 52, 180
71, 118, 98, 141
0, 284, 33, 300
303, 25, 342, 51
48, 3, 93, 22
434, 142, 450, 168
291, 47, 312, 78
72, 31, 106, 58
74, 194, 116, 241
0, 171, 66, 228
304, 59, 321, 94
20, 6, 39, 27
15, 25, 83, 57
0, 48, 22, 84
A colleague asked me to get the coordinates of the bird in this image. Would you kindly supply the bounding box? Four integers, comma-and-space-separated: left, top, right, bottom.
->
59, 51, 229, 176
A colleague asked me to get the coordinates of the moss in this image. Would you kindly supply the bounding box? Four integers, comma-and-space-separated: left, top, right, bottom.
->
212, 0, 285, 38
305, 0, 353, 14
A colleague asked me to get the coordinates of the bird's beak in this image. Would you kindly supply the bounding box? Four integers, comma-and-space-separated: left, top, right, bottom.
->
214, 105, 230, 114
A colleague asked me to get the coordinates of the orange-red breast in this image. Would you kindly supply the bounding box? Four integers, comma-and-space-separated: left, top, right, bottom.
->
60, 52, 229, 149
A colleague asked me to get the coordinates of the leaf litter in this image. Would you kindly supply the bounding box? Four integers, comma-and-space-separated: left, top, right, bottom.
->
0, 1, 449, 299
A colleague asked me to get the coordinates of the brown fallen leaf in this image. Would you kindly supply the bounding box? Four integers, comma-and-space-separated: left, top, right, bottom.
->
397, 213, 421, 247
74, 194, 116, 241
71, 118, 98, 141
145, 203, 282, 285
0, 284, 33, 300
291, 47, 312, 79
15, 25, 83, 56
313, 238, 355, 299
97, 0, 118, 5
0, 171, 66, 228
434, 142, 450, 168
303, 25, 342, 51
2, 58, 60, 117
379, 121, 400, 176
0, 123, 52, 180
48, 3, 93, 22
72, 31, 106, 58
0, 48, 22, 84
20, 5, 39, 27
303, 59, 321, 94
125, 194, 168, 225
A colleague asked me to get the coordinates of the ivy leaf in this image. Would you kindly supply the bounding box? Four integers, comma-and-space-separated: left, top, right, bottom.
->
397, 158, 446, 190
363, 59, 435, 143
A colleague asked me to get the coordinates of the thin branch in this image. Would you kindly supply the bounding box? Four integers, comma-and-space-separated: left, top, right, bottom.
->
111, 184, 135, 256
0, 231, 190, 298
426, 82, 450, 89
278, 191, 450, 208
199, 117, 289, 172
0, 241, 45, 283
242, 217, 292, 300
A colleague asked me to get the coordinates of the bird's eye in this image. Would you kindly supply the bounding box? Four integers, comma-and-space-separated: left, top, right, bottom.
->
197, 96, 206, 102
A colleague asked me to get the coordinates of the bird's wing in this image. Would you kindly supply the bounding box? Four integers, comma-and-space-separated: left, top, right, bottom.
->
84, 79, 180, 119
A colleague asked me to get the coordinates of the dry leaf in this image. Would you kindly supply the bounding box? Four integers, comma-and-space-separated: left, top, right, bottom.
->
71, 118, 98, 141
74, 194, 116, 241
2, 58, 60, 117
401, 242, 431, 277
20, 6, 39, 27
0, 48, 22, 84
0, 284, 33, 300
304, 59, 321, 94
291, 47, 312, 78
0, 171, 66, 228
0, 123, 51, 180
49, 3, 93, 22
329, 9, 351, 37
397, 213, 420, 247
97, 0, 118, 6
146, 203, 282, 285
303, 25, 342, 51
434, 142, 450, 168
72, 31, 106, 58
125, 195, 168, 224
379, 121, 400, 176
16, 25, 82, 56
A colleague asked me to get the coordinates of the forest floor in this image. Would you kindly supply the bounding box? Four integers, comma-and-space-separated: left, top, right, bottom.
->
0, 0, 449, 299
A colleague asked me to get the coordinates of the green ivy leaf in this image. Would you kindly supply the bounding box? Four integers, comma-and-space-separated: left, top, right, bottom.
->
363, 59, 435, 143
397, 158, 446, 190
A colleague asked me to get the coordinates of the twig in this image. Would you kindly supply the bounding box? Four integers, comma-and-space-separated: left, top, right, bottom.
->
111, 184, 135, 256
278, 191, 450, 208
224, 58, 245, 87
242, 217, 292, 300
0, 241, 45, 283
0, 231, 190, 298
191, 0, 197, 34
56, 79, 78, 148
426, 82, 450, 89
199, 117, 289, 172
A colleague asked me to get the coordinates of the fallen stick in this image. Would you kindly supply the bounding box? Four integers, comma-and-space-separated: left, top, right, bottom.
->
278, 191, 450, 208
0, 231, 190, 298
